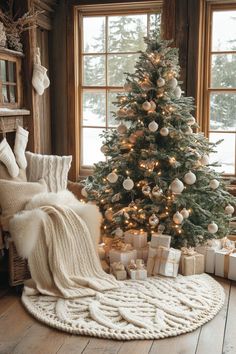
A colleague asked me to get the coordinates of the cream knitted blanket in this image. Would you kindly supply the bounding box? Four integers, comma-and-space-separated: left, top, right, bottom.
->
9, 192, 119, 298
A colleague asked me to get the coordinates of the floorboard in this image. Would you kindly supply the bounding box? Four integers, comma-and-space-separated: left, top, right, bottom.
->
222, 281, 236, 354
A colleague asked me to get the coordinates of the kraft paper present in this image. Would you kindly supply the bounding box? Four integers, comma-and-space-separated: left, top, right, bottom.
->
150, 233, 171, 249
179, 252, 204, 276
147, 246, 157, 276
109, 249, 137, 267
153, 247, 181, 277
135, 246, 149, 263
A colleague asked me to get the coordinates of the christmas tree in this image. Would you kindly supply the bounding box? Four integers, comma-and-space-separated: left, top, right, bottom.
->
83, 33, 236, 248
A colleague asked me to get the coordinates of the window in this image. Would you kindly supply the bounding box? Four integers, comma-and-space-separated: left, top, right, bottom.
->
76, 2, 162, 175
203, 3, 236, 176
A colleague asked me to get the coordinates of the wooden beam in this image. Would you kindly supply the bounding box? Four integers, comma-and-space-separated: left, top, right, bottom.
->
161, 0, 176, 41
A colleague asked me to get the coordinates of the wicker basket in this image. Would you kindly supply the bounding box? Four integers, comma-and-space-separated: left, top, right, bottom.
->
8, 238, 31, 286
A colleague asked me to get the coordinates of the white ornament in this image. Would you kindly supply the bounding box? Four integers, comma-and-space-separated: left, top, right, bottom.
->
184, 171, 196, 185
107, 172, 118, 183
148, 121, 159, 132
174, 86, 182, 99
180, 208, 189, 219
124, 82, 132, 92
200, 155, 209, 165
142, 101, 151, 111
105, 209, 113, 221
117, 123, 127, 134
225, 205, 235, 215
115, 227, 123, 237
187, 116, 196, 126
208, 222, 218, 234
81, 187, 88, 198
152, 185, 163, 197
170, 178, 184, 194
123, 177, 134, 191
149, 214, 159, 226
173, 211, 183, 224
209, 179, 219, 189
168, 77, 178, 89
185, 126, 193, 135
157, 77, 165, 87
100, 145, 109, 154
142, 185, 151, 196
150, 100, 156, 111
160, 127, 169, 136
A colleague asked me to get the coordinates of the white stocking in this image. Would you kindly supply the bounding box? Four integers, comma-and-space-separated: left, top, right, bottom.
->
0, 138, 19, 177
14, 126, 29, 169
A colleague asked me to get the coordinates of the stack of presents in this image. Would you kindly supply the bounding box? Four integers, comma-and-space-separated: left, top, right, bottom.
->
99, 229, 236, 281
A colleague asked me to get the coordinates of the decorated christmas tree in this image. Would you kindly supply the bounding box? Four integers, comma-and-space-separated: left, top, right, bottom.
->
83, 33, 236, 248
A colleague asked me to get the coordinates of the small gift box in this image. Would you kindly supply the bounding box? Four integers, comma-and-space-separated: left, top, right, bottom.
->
110, 262, 127, 280
215, 248, 236, 280
133, 230, 148, 249
221, 237, 235, 249
179, 248, 204, 276
127, 259, 147, 280
98, 243, 106, 260
153, 247, 181, 277
196, 239, 222, 273
109, 247, 137, 267
150, 233, 171, 249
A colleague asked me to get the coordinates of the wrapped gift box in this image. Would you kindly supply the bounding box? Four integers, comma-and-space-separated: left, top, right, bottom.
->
124, 229, 147, 248
215, 249, 236, 280
196, 239, 222, 273
135, 246, 149, 263
150, 233, 171, 249
153, 247, 181, 277
147, 246, 157, 276
110, 262, 127, 280
179, 250, 204, 276
109, 248, 137, 267
98, 243, 106, 260
129, 268, 147, 280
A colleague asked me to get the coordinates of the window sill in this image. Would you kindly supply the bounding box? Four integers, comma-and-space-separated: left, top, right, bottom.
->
0, 108, 30, 117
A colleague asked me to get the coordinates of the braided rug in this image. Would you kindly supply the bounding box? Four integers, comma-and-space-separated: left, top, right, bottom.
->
22, 273, 224, 340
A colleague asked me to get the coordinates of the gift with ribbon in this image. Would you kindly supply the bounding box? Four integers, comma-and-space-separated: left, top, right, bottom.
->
215, 248, 236, 280
124, 229, 147, 248
179, 247, 204, 276
196, 239, 222, 273
109, 242, 137, 267
127, 259, 147, 280
147, 246, 181, 277
110, 261, 127, 280
150, 233, 171, 249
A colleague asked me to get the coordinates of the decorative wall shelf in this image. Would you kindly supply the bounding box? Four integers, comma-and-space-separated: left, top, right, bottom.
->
0, 108, 30, 133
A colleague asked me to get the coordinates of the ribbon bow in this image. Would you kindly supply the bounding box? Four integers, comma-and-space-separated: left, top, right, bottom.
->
181, 247, 196, 256
111, 262, 125, 271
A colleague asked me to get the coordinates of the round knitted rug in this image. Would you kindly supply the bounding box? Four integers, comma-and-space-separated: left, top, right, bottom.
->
22, 274, 224, 340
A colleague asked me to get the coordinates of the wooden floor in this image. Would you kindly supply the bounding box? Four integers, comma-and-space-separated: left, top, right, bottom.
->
0, 276, 235, 354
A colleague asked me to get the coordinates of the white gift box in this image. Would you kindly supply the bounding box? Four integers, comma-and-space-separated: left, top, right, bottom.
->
150, 233, 171, 249
215, 249, 236, 279
147, 246, 157, 276
196, 239, 222, 273
153, 247, 181, 277
124, 230, 134, 245
109, 249, 137, 267
124, 230, 147, 248
228, 253, 236, 281
135, 246, 149, 263
128, 268, 147, 280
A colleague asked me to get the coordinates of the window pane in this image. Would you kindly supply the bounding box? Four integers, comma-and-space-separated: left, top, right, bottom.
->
8, 62, 16, 82
149, 13, 161, 33
82, 90, 106, 127
209, 132, 235, 174
0, 60, 7, 82
212, 11, 236, 51
108, 53, 140, 86
83, 55, 105, 86
2, 85, 8, 103
83, 17, 105, 53
9, 85, 16, 103
210, 93, 236, 131
108, 15, 147, 52
108, 91, 120, 126
211, 54, 236, 88
82, 128, 105, 165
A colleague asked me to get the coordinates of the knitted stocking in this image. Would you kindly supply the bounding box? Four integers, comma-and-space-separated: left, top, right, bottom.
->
32, 63, 47, 95
14, 126, 29, 169
43, 70, 50, 89
0, 138, 19, 177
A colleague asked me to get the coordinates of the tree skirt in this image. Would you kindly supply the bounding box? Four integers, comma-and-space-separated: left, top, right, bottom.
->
22, 274, 224, 340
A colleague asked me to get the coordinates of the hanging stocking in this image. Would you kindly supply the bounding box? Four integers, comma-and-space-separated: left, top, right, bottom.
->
0, 138, 19, 177
32, 48, 50, 95
14, 125, 29, 169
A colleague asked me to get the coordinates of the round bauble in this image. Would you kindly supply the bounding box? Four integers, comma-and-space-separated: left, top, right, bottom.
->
152, 185, 163, 197
142, 185, 151, 196
209, 179, 219, 189
150, 100, 156, 111
168, 77, 178, 89
117, 108, 127, 117
170, 178, 184, 194
148, 120, 159, 132
225, 204, 235, 215
142, 101, 152, 111
174, 86, 182, 99
105, 209, 113, 221
173, 211, 183, 224
140, 81, 151, 90
107, 172, 118, 183
180, 208, 189, 219
117, 123, 127, 135
100, 144, 109, 154
200, 155, 209, 165
185, 126, 193, 135
123, 177, 134, 191
135, 130, 144, 137
81, 187, 88, 198
124, 82, 132, 92
184, 171, 197, 185
149, 213, 159, 226
115, 227, 123, 237
187, 116, 196, 126
127, 108, 134, 116
128, 134, 137, 144
160, 127, 169, 136
208, 222, 218, 234
157, 77, 165, 87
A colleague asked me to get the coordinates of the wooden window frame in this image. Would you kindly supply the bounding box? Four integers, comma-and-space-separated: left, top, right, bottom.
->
198, 0, 236, 177
68, 1, 163, 180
